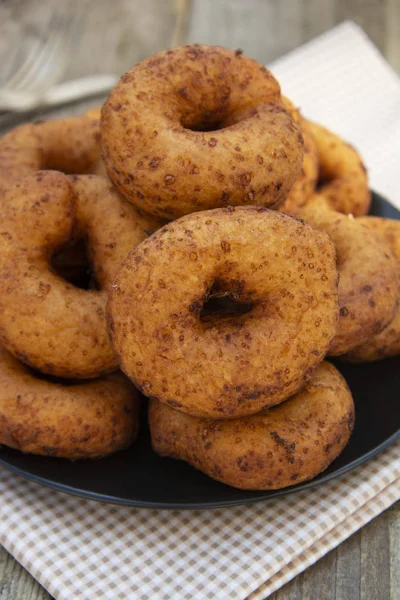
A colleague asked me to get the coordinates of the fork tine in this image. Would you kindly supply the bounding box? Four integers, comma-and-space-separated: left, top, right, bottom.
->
6, 10, 77, 93
13, 32, 62, 93
30, 13, 82, 91
28, 21, 81, 93
0, 6, 85, 110
4, 37, 43, 90
4, 8, 64, 90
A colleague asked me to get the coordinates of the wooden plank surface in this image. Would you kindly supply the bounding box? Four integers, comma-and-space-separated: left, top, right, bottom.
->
269, 504, 400, 600
0, 0, 399, 598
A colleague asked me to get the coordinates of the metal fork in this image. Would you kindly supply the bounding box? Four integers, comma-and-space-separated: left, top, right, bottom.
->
0, 10, 81, 112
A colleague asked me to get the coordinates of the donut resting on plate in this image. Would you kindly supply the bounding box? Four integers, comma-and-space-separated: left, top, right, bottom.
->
150, 362, 354, 490
307, 121, 370, 216
0, 347, 140, 459
344, 216, 400, 362
299, 197, 399, 355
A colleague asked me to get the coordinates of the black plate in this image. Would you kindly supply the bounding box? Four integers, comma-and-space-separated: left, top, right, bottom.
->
1, 192, 399, 509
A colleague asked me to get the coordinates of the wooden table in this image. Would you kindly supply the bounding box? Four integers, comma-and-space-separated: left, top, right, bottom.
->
0, 1, 399, 598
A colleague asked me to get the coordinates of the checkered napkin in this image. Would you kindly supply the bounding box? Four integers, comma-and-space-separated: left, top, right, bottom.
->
1, 21, 400, 600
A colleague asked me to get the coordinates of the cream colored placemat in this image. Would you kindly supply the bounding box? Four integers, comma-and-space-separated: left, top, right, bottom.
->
271, 21, 400, 205
1, 443, 399, 600
1, 21, 400, 600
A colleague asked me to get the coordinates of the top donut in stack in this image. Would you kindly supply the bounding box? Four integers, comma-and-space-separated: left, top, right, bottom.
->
101, 44, 305, 219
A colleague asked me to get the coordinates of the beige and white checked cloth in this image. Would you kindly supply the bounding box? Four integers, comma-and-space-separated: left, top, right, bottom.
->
1, 21, 400, 600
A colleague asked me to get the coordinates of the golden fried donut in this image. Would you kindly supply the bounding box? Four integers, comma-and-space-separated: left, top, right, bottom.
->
308, 121, 370, 216
0, 347, 140, 459
278, 101, 319, 214
0, 115, 105, 196
101, 44, 304, 219
108, 206, 339, 419
0, 171, 153, 378
357, 216, 400, 258
344, 217, 400, 361
299, 198, 399, 355
150, 361, 354, 490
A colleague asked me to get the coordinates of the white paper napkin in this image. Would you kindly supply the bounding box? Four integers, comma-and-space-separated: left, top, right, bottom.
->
270, 21, 400, 206
1, 21, 400, 600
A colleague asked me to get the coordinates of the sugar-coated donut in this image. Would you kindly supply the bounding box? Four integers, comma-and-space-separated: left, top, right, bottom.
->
0, 347, 140, 459
0, 115, 105, 196
0, 171, 153, 378
299, 198, 399, 355
344, 216, 400, 362
101, 44, 304, 219
307, 121, 370, 216
149, 361, 354, 490
108, 206, 339, 419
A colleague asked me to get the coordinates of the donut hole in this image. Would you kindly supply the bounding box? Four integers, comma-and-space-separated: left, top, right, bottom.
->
315, 161, 335, 190
181, 103, 256, 133
316, 174, 330, 190
200, 278, 256, 324
200, 295, 253, 323
182, 113, 244, 133
184, 118, 226, 132
51, 238, 95, 290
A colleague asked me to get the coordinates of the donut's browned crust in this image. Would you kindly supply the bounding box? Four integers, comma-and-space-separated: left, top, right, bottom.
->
344, 217, 400, 362
108, 206, 339, 418
0, 347, 140, 459
149, 362, 354, 490
0, 115, 105, 196
0, 171, 153, 378
307, 121, 370, 216
101, 44, 304, 219
299, 199, 399, 355
278, 113, 319, 214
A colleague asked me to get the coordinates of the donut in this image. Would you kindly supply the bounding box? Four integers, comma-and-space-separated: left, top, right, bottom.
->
101, 44, 304, 219
0, 346, 140, 459
0, 115, 105, 196
0, 171, 154, 378
357, 216, 400, 258
149, 361, 354, 490
108, 206, 339, 419
307, 121, 370, 216
299, 198, 399, 355
344, 217, 400, 362
278, 101, 319, 215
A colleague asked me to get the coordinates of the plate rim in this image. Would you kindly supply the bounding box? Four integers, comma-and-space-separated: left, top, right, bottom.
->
1, 428, 399, 509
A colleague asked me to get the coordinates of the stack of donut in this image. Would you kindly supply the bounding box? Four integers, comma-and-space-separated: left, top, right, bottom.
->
0, 44, 397, 490
0, 124, 149, 459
